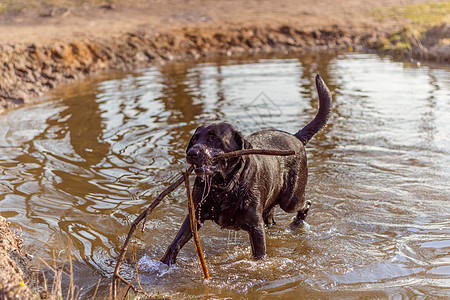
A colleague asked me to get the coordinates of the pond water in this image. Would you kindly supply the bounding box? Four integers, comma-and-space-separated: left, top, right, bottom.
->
0, 52, 449, 298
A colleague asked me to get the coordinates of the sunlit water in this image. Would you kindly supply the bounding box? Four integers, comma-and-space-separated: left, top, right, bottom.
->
0, 53, 449, 298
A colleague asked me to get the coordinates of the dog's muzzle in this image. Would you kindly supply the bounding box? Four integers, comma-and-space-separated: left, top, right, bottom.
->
186, 145, 218, 176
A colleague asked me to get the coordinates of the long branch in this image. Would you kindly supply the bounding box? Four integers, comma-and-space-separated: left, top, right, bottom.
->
213, 149, 296, 160
111, 165, 194, 299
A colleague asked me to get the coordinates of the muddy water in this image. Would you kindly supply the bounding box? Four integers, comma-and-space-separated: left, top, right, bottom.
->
1, 53, 449, 298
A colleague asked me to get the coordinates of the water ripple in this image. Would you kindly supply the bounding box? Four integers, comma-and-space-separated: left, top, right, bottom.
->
0, 53, 449, 298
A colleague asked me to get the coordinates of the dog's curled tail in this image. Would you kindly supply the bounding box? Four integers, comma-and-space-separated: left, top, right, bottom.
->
295, 74, 332, 145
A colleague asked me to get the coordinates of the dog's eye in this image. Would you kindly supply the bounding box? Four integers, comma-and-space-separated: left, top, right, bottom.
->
207, 131, 216, 139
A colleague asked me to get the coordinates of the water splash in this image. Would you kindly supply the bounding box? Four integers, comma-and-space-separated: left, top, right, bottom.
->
137, 255, 174, 279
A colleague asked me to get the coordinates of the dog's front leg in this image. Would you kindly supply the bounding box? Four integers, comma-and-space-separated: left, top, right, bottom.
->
160, 215, 200, 266
161, 180, 205, 266
248, 223, 266, 259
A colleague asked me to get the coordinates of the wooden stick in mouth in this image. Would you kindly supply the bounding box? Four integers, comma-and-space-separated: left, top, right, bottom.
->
213, 149, 296, 160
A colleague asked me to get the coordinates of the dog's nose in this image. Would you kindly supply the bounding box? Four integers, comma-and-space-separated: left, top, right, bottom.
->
187, 148, 200, 159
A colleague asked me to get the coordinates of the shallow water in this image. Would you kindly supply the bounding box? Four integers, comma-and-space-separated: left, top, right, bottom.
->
1, 52, 449, 298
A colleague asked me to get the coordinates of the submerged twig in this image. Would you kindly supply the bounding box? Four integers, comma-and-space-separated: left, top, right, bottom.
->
123, 279, 136, 300
91, 279, 101, 300
111, 165, 194, 299
133, 248, 143, 290
213, 149, 296, 161
183, 171, 209, 280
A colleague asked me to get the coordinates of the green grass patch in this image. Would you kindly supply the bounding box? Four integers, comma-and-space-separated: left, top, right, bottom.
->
371, 2, 450, 55
377, 26, 414, 52
373, 1, 450, 30
395, 2, 450, 27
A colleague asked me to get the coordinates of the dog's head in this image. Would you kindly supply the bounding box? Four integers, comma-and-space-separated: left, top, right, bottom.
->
186, 122, 250, 177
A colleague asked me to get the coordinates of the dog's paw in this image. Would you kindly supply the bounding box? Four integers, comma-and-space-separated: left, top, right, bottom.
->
264, 218, 276, 227
160, 254, 176, 266
289, 218, 306, 227
254, 253, 267, 260
289, 217, 310, 232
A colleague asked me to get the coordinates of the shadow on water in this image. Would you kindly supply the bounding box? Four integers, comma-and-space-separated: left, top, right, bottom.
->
0, 52, 449, 298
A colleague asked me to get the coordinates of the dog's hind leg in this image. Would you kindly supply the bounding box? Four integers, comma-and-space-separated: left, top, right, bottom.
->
263, 207, 276, 226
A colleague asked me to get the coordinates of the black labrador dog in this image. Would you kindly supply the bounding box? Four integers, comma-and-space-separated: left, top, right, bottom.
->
161, 74, 332, 265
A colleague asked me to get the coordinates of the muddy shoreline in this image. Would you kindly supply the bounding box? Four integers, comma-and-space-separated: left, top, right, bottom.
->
0, 25, 369, 111
0, 216, 33, 298
2, 23, 449, 114
1, 1, 449, 114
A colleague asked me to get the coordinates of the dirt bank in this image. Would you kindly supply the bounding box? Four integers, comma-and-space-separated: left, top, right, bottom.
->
0, 0, 449, 298
0, 216, 33, 299
1, 0, 449, 113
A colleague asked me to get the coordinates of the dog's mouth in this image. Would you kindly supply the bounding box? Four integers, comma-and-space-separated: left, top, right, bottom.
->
189, 149, 224, 177
193, 164, 217, 176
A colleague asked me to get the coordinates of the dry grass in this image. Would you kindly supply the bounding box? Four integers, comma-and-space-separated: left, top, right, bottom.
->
33, 250, 159, 300
31, 250, 81, 300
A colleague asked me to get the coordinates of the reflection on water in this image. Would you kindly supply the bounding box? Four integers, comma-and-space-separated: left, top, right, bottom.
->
0, 53, 449, 298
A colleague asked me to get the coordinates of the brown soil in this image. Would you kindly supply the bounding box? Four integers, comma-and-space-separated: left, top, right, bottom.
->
1, 0, 449, 113
0, 0, 448, 298
0, 216, 33, 299
0, 0, 425, 44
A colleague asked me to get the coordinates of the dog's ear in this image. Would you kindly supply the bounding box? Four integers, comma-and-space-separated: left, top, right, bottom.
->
234, 130, 252, 150
187, 127, 200, 152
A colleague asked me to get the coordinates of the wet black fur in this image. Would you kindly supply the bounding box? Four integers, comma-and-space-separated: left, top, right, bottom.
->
161, 74, 332, 265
